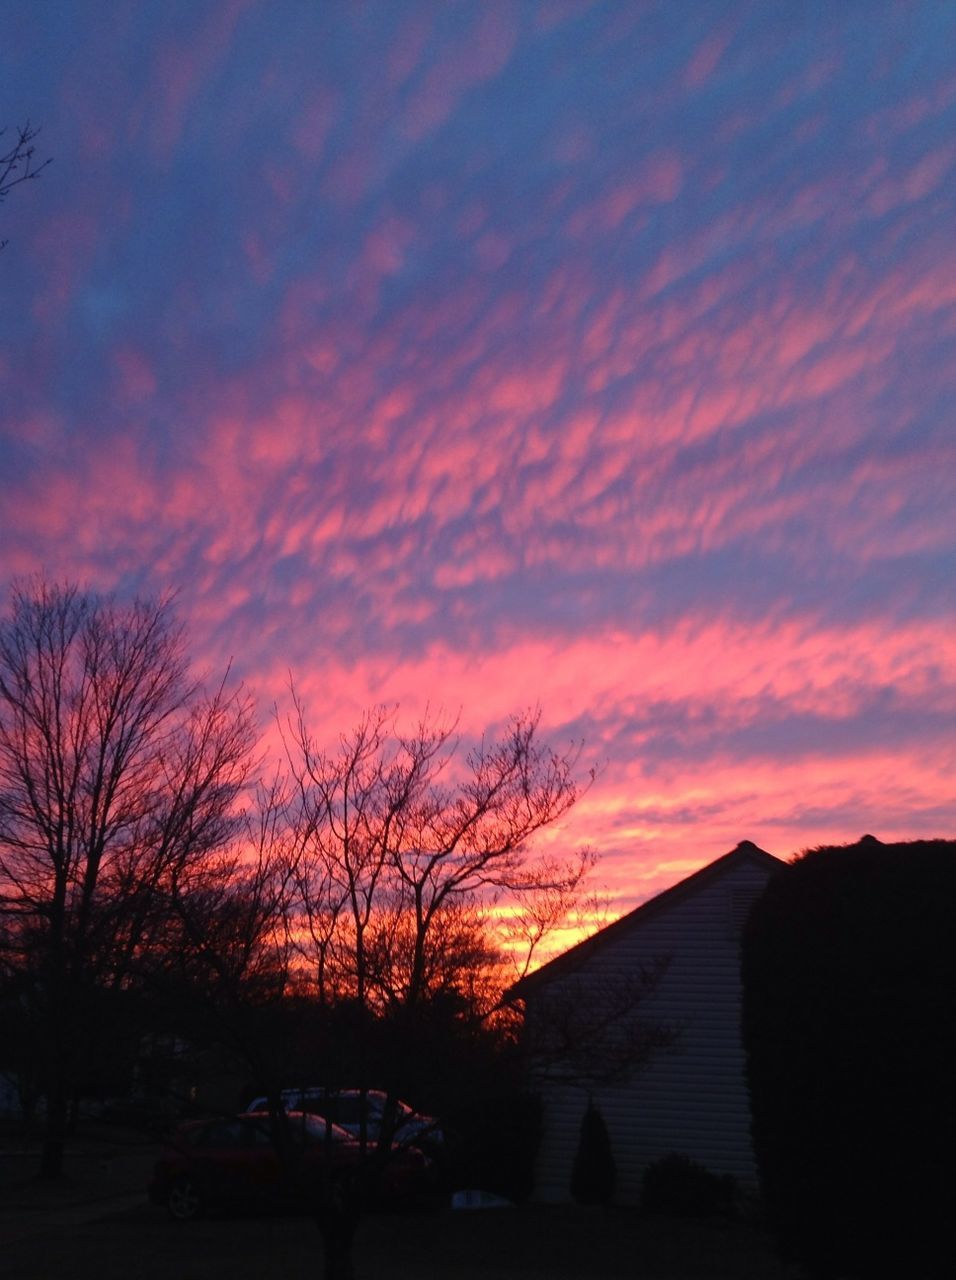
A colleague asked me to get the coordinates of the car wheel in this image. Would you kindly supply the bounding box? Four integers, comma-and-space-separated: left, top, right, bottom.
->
167, 1176, 203, 1221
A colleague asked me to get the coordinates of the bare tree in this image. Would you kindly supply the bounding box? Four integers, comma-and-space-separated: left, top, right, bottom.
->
286, 701, 593, 1014
156, 774, 301, 1087
1, 123, 50, 251
287, 706, 593, 1013
497, 847, 602, 984
0, 579, 257, 1177
282, 699, 594, 1278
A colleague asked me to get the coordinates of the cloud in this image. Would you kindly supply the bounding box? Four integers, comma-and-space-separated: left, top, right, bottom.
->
400, 4, 518, 140
682, 28, 733, 91
145, 0, 255, 161
2, 1, 954, 910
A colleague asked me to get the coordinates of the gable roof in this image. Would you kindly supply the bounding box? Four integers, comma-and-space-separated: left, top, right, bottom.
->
508, 840, 781, 999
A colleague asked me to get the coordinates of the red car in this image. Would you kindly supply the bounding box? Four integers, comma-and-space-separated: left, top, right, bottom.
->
149, 1111, 431, 1220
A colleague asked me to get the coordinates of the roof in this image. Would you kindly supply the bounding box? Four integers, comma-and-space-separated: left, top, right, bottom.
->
508, 839, 781, 999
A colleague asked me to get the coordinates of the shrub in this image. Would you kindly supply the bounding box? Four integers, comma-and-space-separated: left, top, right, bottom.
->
742, 836, 956, 1279
570, 1101, 615, 1205
641, 1152, 736, 1217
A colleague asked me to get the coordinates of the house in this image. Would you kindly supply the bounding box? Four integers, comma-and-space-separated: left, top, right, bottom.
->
509, 840, 780, 1204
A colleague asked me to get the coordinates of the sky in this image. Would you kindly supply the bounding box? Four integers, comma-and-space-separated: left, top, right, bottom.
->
1, 1, 954, 916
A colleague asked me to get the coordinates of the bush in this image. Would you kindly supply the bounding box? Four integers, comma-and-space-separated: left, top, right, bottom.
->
742, 836, 956, 1279
570, 1101, 615, 1205
641, 1152, 736, 1217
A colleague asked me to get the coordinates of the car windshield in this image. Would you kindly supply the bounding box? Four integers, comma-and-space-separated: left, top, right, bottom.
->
294, 1112, 352, 1144
243, 1089, 433, 1134
330, 1096, 385, 1124
242, 1111, 354, 1145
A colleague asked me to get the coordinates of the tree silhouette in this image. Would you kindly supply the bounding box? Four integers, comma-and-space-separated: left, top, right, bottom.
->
0, 579, 256, 1177
284, 699, 592, 1014
280, 699, 592, 1277
1, 123, 50, 251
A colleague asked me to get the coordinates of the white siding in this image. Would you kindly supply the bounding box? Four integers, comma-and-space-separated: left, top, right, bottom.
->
526, 851, 776, 1204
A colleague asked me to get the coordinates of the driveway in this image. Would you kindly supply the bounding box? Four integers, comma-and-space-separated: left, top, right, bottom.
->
0, 1127, 160, 1247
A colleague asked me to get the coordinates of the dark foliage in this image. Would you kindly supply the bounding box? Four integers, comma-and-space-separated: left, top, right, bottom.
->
445, 1089, 543, 1203
742, 836, 956, 1279
570, 1100, 615, 1205
641, 1152, 736, 1217
235, 993, 543, 1203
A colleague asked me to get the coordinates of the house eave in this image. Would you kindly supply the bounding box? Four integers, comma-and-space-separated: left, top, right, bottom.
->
506, 840, 781, 1003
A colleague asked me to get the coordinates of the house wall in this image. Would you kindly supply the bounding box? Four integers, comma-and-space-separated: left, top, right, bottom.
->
526, 853, 776, 1204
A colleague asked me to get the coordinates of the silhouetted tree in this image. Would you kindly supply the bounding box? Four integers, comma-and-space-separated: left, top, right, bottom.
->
1, 123, 50, 250
742, 836, 956, 1280
285, 701, 593, 1015
282, 699, 593, 1277
0, 579, 256, 1176
146, 774, 304, 1119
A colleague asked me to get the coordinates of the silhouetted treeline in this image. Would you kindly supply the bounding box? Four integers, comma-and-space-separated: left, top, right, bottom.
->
0, 574, 586, 1280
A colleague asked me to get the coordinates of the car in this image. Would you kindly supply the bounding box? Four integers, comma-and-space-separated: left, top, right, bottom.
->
242, 1087, 444, 1151
148, 1110, 432, 1220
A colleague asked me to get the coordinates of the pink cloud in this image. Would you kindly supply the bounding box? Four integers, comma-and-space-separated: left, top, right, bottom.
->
266, 615, 955, 909
400, 4, 518, 140
6, 338, 950, 906
863, 74, 956, 143
241, 232, 274, 285
112, 348, 157, 404
480, 361, 565, 417
636, 150, 685, 205
290, 86, 338, 162
567, 151, 683, 236
278, 618, 956, 755
432, 544, 516, 591
867, 145, 954, 214
683, 30, 732, 90
581, 740, 956, 911
387, 10, 432, 88
28, 211, 99, 324
146, 0, 254, 161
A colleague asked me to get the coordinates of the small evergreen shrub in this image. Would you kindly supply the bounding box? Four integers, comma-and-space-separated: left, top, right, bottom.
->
641, 1152, 736, 1217
570, 1101, 615, 1205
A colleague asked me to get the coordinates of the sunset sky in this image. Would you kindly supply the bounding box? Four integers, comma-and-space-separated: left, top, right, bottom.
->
2, 1, 954, 915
